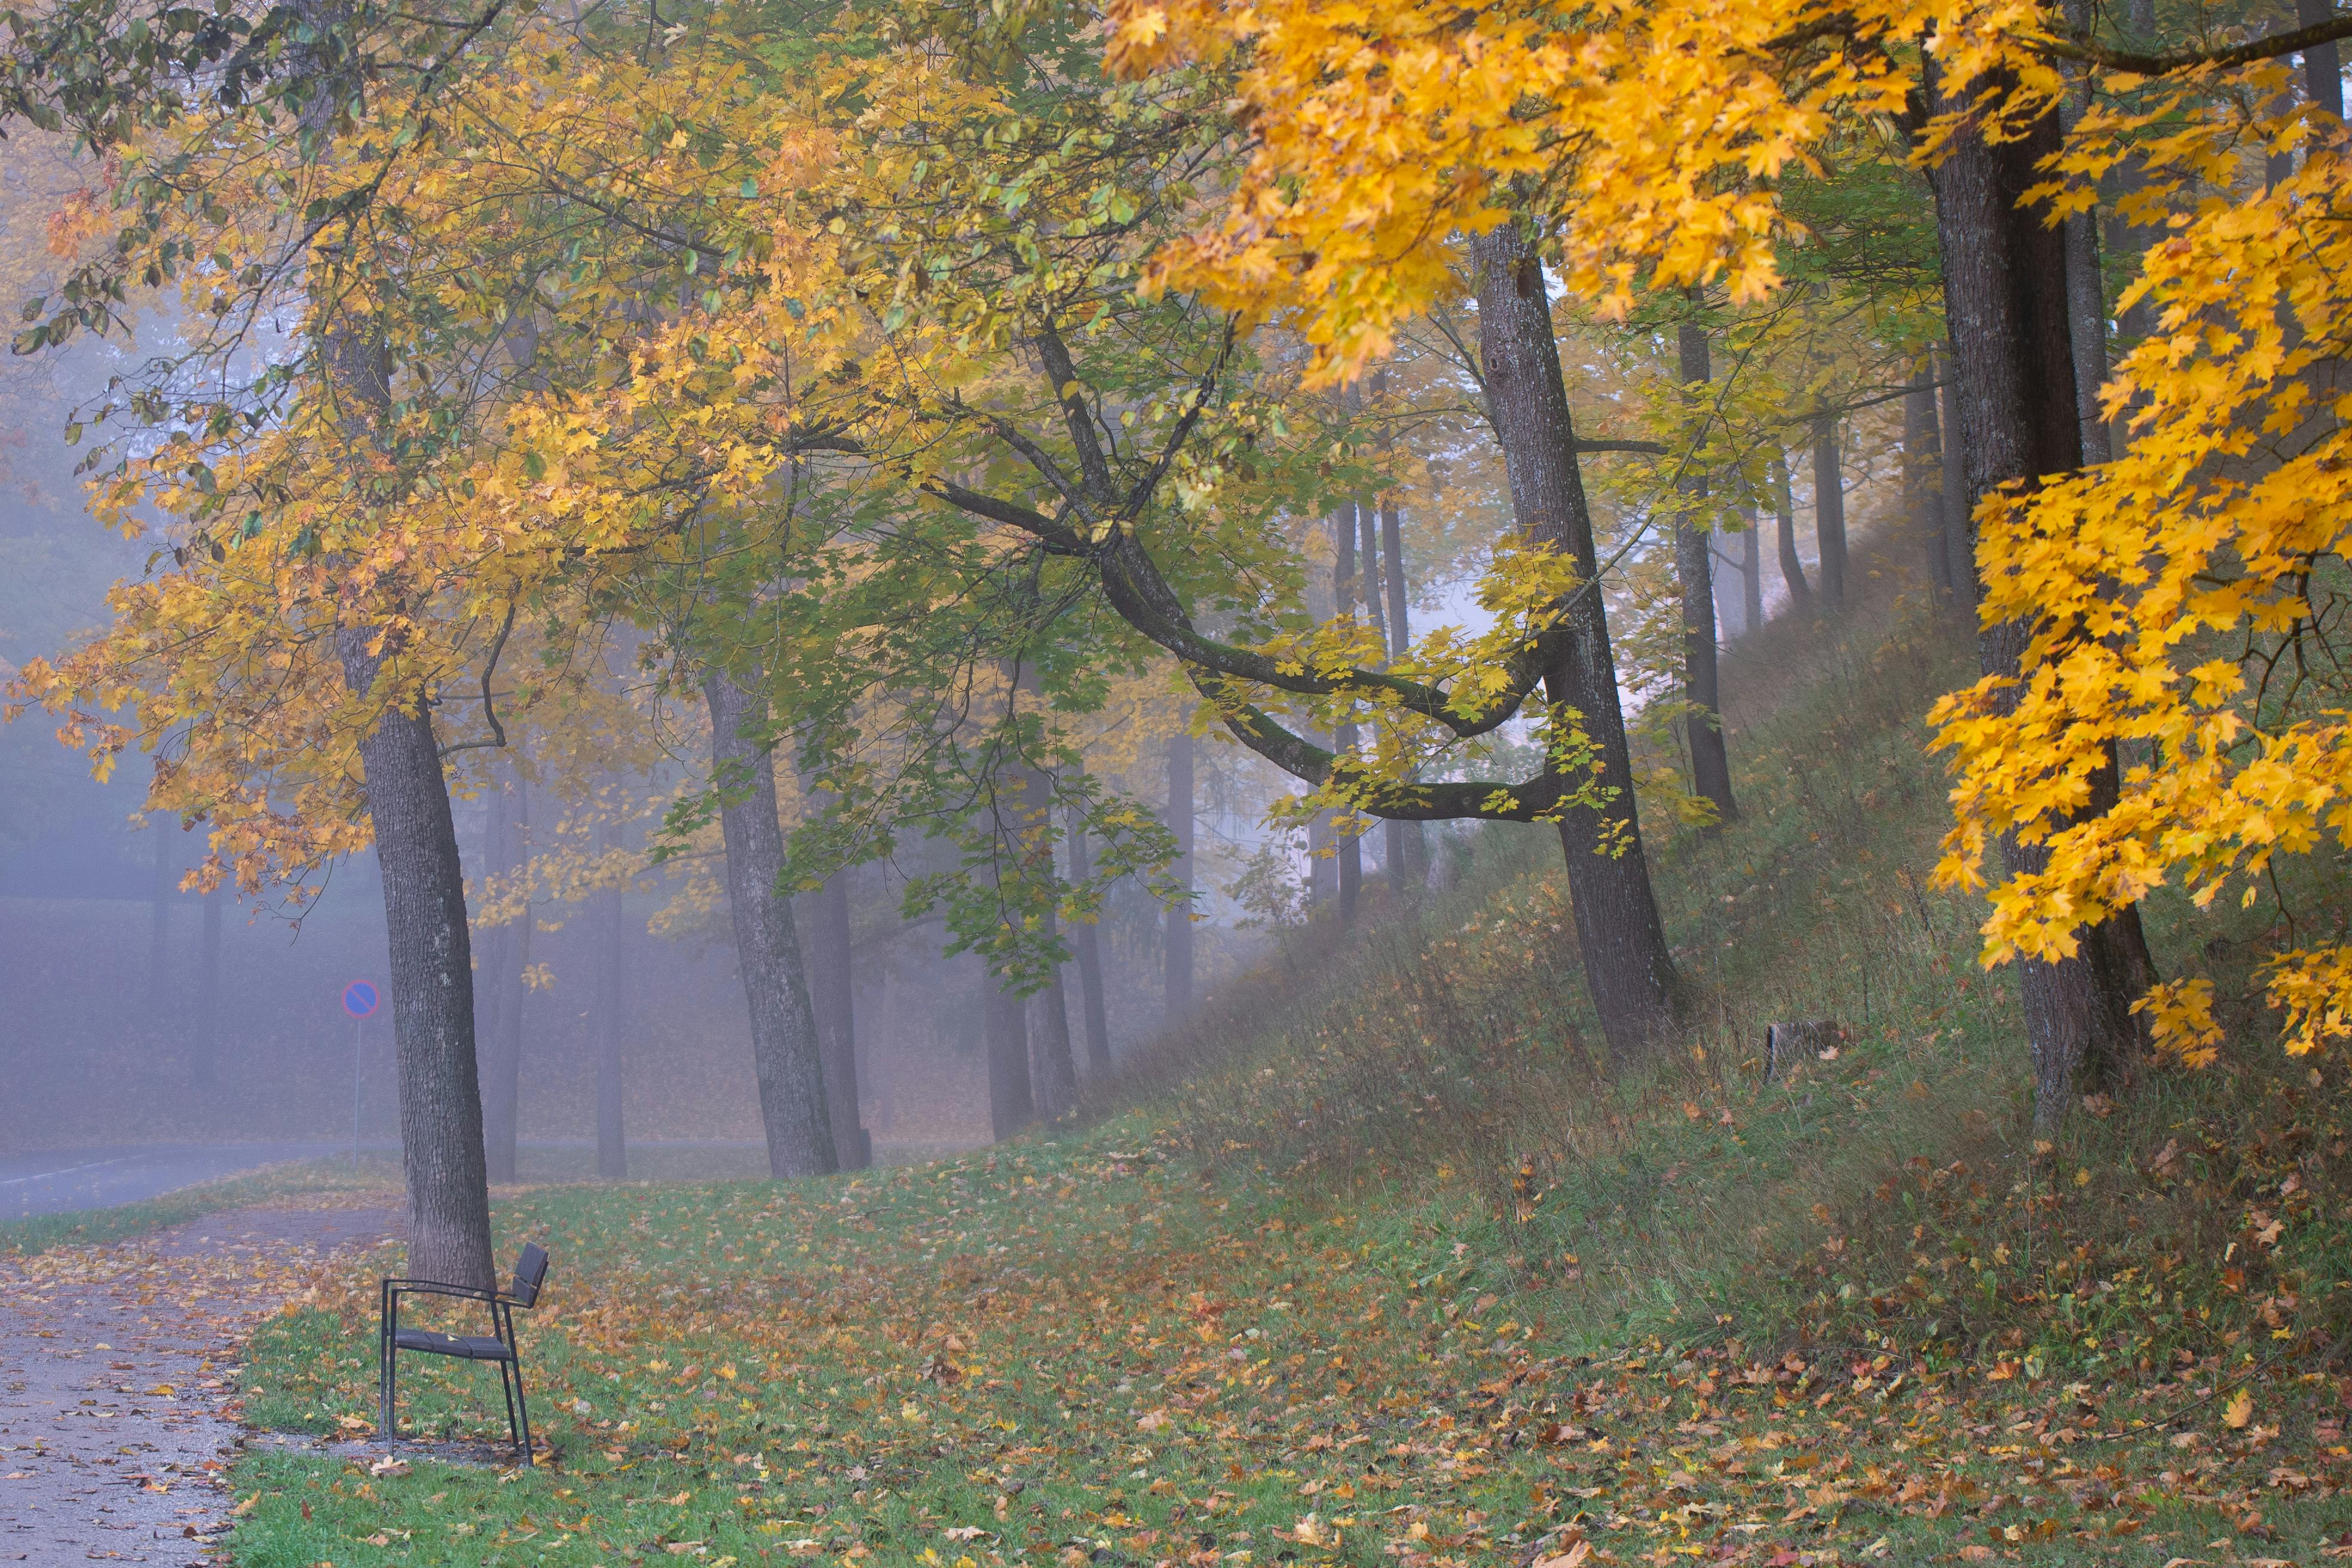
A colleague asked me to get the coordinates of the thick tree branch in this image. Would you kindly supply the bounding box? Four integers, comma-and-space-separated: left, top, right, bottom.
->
2046, 13, 2352, 73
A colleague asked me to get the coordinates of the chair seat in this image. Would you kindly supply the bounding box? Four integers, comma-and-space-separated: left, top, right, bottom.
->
394, 1328, 514, 1362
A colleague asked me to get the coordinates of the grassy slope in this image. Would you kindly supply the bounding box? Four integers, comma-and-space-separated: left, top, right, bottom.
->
223, 602, 2352, 1568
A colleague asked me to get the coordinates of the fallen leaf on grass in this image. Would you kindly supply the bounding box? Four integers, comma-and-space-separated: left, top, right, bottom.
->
2224, 1390, 2254, 1430
1532, 1541, 1590, 1568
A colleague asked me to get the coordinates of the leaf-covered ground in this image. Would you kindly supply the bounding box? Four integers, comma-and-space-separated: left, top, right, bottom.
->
224, 1104, 2352, 1568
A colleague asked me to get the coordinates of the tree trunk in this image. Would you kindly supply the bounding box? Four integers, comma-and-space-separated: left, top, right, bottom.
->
1471, 227, 1680, 1058
704, 671, 837, 1178
482, 774, 529, 1186
1811, 415, 1848, 607
593, 832, 627, 1182
1773, 452, 1811, 606
2302, 0, 2344, 121
1331, 505, 1361, 923
1165, 728, 1197, 1021
984, 975, 1034, 1140
1307, 811, 1335, 904
1675, 320, 1737, 826
2059, 0, 2115, 469
146, 824, 172, 1014
1030, 942, 1078, 1121
1065, 803, 1113, 1074
339, 630, 497, 1291
1928, 73, 2156, 1135
807, 871, 871, 1169
1905, 364, 1952, 598
194, 889, 222, 1091
1740, 509, 1765, 631
1378, 497, 1431, 892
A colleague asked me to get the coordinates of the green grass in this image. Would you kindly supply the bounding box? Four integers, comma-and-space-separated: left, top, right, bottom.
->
0, 1158, 389, 1257
213, 602, 2352, 1566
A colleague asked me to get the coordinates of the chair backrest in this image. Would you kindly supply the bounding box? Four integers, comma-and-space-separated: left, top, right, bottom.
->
510, 1243, 550, 1307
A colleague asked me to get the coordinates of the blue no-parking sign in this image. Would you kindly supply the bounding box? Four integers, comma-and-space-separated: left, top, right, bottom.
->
342, 980, 381, 1019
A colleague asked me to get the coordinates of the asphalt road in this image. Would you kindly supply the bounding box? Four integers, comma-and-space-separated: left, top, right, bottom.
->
0, 1143, 343, 1220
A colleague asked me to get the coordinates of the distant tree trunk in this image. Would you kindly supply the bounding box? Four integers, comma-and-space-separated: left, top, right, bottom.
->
1905, 363, 1952, 598
1675, 320, 1737, 826
704, 671, 837, 1178
482, 775, 529, 1186
1307, 811, 1335, 904
2059, 0, 2115, 470
1941, 357, 1977, 605
1471, 226, 1680, 1058
2301, 0, 2344, 121
1773, 452, 1811, 606
807, 870, 871, 1169
1811, 415, 1848, 607
1740, 509, 1765, 631
1334, 494, 1361, 913
984, 978, 1034, 1140
1928, 68, 2158, 1135
339, 629, 496, 1291
1378, 496, 1429, 892
194, 889, 222, 1091
1029, 939, 1077, 1121
146, 825, 172, 1014
1165, 729, 1197, 1021
1064, 803, 1113, 1074
593, 829, 627, 1182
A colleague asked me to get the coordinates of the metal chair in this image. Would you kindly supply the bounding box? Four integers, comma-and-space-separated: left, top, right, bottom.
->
379, 1244, 550, 1462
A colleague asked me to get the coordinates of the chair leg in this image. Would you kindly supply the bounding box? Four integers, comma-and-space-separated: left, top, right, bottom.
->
385, 1354, 400, 1448
512, 1358, 534, 1466
497, 1360, 519, 1453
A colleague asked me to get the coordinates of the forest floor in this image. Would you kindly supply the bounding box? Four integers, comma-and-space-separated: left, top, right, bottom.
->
199, 1124, 2350, 1568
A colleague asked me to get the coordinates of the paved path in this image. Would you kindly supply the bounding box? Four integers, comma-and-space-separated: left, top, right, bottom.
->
0, 1206, 399, 1565
0, 1148, 346, 1221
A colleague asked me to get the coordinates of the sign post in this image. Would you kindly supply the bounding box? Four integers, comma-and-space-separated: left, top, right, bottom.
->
341, 981, 381, 1168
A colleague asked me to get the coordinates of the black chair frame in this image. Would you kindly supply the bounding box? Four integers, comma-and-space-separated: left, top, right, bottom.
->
378, 1245, 548, 1462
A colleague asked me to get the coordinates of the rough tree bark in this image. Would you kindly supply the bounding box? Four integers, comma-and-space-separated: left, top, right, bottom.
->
593, 827, 627, 1181
1811, 415, 1849, 608
1773, 452, 1811, 607
703, 671, 837, 1178
1471, 226, 1680, 1056
1928, 70, 2160, 1135
1675, 320, 1738, 826
1165, 729, 1197, 1022
1064, 802, 1113, 1074
481, 773, 529, 1186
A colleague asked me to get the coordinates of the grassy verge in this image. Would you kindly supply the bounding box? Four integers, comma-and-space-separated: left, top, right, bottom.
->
221, 603, 2352, 1567
0, 1158, 389, 1258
